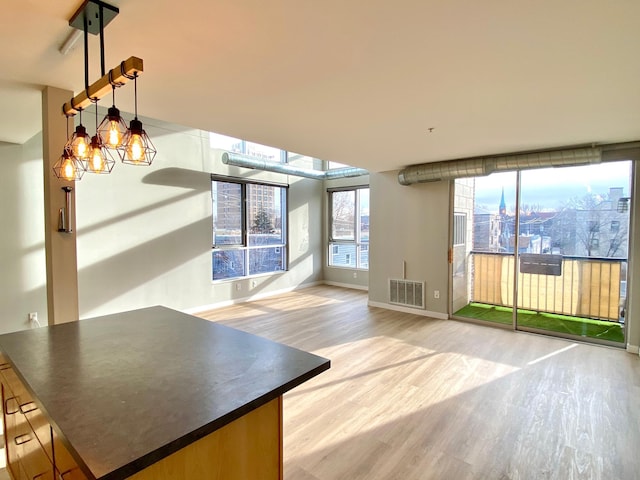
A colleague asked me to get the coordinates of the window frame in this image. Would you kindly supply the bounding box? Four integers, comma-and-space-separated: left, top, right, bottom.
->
212, 175, 288, 281
328, 185, 369, 270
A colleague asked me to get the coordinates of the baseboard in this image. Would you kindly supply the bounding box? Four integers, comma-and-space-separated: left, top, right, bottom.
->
323, 281, 368, 291
367, 300, 449, 320
184, 281, 323, 314
626, 344, 639, 355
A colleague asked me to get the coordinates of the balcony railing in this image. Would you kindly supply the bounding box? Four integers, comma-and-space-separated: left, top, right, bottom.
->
471, 251, 625, 321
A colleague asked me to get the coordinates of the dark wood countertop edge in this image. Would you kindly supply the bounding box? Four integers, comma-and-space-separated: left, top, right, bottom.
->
99, 359, 330, 480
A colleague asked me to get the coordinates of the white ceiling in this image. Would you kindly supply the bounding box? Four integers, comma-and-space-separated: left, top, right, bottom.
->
1, 0, 639, 172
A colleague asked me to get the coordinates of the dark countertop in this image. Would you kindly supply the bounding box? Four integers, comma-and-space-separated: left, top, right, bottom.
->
0, 306, 330, 480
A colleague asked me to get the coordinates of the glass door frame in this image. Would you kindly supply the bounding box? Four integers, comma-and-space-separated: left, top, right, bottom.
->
450, 161, 634, 348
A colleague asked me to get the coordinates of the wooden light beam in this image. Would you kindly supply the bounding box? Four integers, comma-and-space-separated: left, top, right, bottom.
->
62, 56, 143, 116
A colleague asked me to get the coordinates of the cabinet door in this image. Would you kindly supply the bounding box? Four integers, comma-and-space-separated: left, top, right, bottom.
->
21, 401, 54, 462
1, 363, 54, 463
19, 427, 54, 480
52, 430, 88, 480
3, 388, 23, 480
1, 364, 55, 480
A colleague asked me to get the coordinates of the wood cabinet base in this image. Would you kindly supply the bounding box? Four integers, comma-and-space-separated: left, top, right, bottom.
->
128, 396, 283, 480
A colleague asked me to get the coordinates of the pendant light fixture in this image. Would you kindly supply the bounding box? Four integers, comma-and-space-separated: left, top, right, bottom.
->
67, 107, 91, 162
97, 81, 128, 149
120, 72, 156, 166
53, 116, 86, 181
86, 99, 115, 174
53, 0, 156, 182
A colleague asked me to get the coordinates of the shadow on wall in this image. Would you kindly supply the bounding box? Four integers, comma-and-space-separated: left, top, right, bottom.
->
77, 216, 213, 316
0, 134, 49, 333
78, 167, 214, 316
142, 167, 212, 191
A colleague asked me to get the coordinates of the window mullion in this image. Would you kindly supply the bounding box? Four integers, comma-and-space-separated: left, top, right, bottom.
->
242, 184, 248, 247
355, 190, 361, 268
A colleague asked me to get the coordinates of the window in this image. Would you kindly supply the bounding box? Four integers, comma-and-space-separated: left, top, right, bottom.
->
209, 132, 287, 163
328, 187, 369, 269
453, 213, 467, 246
212, 177, 287, 280
611, 220, 620, 233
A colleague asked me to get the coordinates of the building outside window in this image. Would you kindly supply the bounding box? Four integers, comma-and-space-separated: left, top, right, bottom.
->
328, 186, 369, 269
212, 177, 287, 280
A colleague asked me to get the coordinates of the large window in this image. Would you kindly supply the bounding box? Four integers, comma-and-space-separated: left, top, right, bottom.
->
212, 177, 287, 280
328, 187, 369, 269
210, 132, 287, 163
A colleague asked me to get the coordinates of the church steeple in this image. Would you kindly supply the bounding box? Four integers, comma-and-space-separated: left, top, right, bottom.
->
499, 187, 506, 215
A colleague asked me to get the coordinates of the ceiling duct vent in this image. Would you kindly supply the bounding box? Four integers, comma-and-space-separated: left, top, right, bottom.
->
389, 279, 425, 309
221, 152, 368, 180
398, 146, 602, 185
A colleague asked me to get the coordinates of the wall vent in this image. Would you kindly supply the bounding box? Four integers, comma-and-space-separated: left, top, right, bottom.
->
389, 279, 425, 309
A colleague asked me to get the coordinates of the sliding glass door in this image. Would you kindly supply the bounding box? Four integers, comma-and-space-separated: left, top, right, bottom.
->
452, 172, 517, 327
452, 161, 632, 346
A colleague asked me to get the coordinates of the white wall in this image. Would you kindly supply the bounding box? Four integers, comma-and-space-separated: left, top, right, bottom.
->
75, 118, 323, 318
0, 134, 49, 333
368, 171, 450, 315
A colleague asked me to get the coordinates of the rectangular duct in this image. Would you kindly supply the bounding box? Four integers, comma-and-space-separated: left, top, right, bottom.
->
389, 279, 425, 309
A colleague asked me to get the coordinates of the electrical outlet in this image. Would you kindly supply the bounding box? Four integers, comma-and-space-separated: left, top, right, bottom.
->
236, 283, 241, 291
353, 272, 357, 279
251, 280, 257, 288
28, 312, 40, 328
434, 290, 440, 299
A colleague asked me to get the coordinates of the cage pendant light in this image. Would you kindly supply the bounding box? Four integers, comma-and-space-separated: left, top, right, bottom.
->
67, 107, 91, 162
53, 116, 86, 181
119, 73, 156, 166
97, 82, 128, 149
86, 100, 115, 174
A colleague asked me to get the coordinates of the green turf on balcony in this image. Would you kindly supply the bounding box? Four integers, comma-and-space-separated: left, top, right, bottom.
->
454, 303, 624, 343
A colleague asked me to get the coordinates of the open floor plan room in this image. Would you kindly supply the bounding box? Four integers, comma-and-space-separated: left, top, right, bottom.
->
199, 285, 640, 480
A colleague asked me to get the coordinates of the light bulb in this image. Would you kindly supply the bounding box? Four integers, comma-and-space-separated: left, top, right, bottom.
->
70, 125, 90, 160
74, 135, 89, 158
107, 120, 123, 148
62, 157, 76, 181
127, 133, 145, 163
122, 119, 155, 166
90, 147, 105, 173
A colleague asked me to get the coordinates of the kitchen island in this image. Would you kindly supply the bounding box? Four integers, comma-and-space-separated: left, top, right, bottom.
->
0, 306, 330, 480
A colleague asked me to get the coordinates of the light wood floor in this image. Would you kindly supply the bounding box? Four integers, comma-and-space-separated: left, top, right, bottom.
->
203, 285, 640, 480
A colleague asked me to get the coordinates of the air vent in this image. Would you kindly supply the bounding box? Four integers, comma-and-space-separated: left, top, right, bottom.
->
389, 279, 425, 309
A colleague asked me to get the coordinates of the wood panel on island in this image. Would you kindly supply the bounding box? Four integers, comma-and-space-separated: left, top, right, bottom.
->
1, 355, 86, 480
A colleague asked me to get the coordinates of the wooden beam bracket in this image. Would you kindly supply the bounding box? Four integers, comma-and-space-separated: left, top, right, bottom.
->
62, 56, 143, 116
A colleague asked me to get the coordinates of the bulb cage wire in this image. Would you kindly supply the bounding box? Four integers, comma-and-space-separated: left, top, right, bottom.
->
120, 73, 157, 166
53, 115, 86, 181
84, 97, 115, 174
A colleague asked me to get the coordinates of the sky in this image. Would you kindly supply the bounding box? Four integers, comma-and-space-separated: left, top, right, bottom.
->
474, 161, 632, 213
